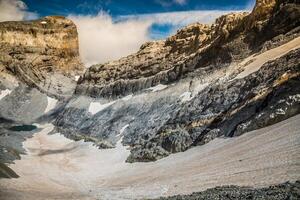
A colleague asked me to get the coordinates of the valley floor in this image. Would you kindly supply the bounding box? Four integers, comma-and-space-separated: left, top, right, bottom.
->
0, 115, 299, 200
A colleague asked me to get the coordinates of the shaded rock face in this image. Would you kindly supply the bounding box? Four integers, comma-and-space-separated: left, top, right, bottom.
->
0, 16, 84, 98
0, 84, 48, 123
245, 0, 300, 49
126, 50, 300, 162
56, 48, 300, 162
150, 181, 300, 200
0, 117, 38, 178
76, 0, 299, 99
246, 0, 276, 30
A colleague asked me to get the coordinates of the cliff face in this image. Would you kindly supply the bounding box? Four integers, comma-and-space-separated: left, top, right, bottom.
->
0, 16, 84, 98
0, 16, 86, 178
76, 0, 299, 99
52, 0, 300, 163
75, 12, 248, 98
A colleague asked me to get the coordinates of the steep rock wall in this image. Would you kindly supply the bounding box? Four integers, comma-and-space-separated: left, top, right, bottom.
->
0, 16, 84, 98
76, 0, 300, 99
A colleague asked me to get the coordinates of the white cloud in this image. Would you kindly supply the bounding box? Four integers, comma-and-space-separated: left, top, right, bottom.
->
0, 0, 38, 22
245, 0, 256, 11
156, 0, 187, 7
119, 10, 243, 26
69, 12, 151, 67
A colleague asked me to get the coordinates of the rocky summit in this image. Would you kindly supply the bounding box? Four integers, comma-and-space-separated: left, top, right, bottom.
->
0, 0, 300, 199
0, 16, 84, 98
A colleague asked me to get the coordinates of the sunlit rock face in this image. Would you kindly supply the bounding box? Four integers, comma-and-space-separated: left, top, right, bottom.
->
75, 0, 300, 99
246, 0, 276, 29
75, 12, 249, 99
0, 16, 84, 98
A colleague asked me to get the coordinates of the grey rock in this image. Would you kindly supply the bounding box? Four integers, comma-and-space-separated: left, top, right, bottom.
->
150, 181, 300, 200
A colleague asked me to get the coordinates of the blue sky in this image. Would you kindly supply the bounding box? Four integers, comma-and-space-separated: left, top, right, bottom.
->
0, 0, 255, 65
23, 0, 254, 17
22, 0, 254, 40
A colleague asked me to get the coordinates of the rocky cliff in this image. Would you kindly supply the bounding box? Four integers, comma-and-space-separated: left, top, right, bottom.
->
76, 0, 299, 99
75, 12, 248, 98
54, 0, 300, 163
0, 16, 86, 177
0, 16, 84, 98
0, 0, 300, 199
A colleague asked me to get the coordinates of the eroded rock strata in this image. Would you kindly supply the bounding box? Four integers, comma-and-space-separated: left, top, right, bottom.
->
0, 16, 84, 98
76, 0, 300, 99
126, 49, 300, 162
54, 0, 300, 162
0, 16, 84, 178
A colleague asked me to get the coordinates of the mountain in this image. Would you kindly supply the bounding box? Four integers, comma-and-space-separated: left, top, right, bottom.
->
55, 0, 300, 163
0, 16, 84, 98
0, 16, 84, 178
0, 0, 299, 199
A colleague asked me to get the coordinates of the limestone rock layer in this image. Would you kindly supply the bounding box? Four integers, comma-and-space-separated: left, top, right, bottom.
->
0, 16, 84, 97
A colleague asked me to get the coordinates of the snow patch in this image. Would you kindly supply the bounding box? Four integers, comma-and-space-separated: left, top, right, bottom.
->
180, 92, 192, 102
235, 36, 300, 79
275, 108, 286, 115
147, 84, 168, 92
40, 21, 47, 24
116, 124, 129, 137
122, 94, 133, 101
44, 96, 58, 113
0, 89, 11, 100
1, 115, 300, 199
192, 83, 209, 97
74, 75, 80, 81
88, 101, 115, 115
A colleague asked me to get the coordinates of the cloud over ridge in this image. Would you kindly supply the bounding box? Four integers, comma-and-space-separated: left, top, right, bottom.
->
71, 9, 244, 67
69, 12, 151, 67
0, 0, 38, 22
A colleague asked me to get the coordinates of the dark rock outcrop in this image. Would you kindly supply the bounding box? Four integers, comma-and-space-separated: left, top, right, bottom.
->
0, 118, 38, 179
150, 181, 300, 200
127, 49, 300, 162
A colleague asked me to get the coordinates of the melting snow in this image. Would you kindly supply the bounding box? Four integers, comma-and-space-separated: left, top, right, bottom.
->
275, 108, 286, 115
74, 75, 80, 81
88, 101, 115, 115
121, 94, 133, 101
0, 89, 11, 100
180, 92, 192, 102
1, 115, 300, 199
44, 96, 58, 113
148, 84, 168, 92
235, 36, 300, 79
116, 124, 129, 137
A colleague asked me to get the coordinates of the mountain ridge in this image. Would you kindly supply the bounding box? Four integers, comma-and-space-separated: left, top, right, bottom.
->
75, 0, 300, 99
0, 0, 299, 199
